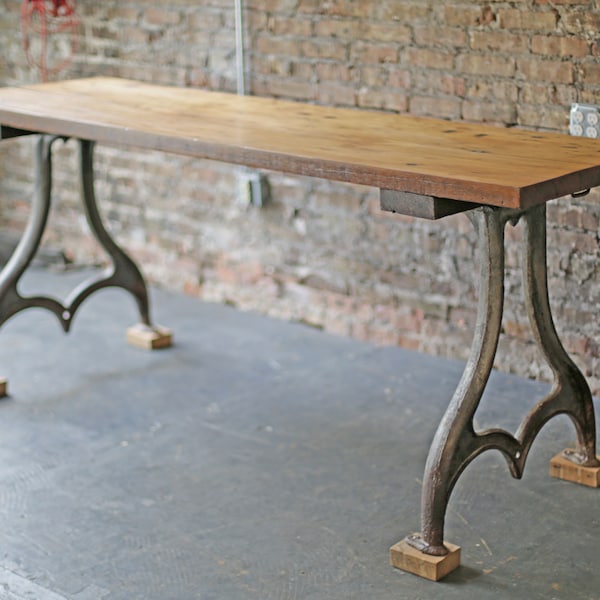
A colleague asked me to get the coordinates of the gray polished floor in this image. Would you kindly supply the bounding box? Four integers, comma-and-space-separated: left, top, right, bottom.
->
0, 268, 597, 600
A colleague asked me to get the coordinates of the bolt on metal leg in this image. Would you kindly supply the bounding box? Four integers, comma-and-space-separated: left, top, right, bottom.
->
393, 204, 599, 579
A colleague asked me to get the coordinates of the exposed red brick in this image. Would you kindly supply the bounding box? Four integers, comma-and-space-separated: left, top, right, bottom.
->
267, 78, 315, 100
402, 48, 455, 71
498, 8, 558, 30
255, 35, 301, 57
270, 16, 312, 36
317, 83, 356, 106
413, 71, 466, 97
360, 22, 412, 44
357, 88, 407, 112
314, 19, 360, 39
144, 8, 181, 26
413, 25, 467, 48
301, 39, 348, 60
518, 104, 570, 129
531, 35, 589, 58
466, 80, 519, 102
443, 4, 485, 27
351, 42, 398, 64
564, 11, 600, 34
376, 1, 431, 22
462, 99, 517, 124
458, 54, 516, 77
315, 62, 356, 83
517, 56, 574, 83
469, 31, 528, 53
408, 95, 462, 119
534, 0, 590, 4
580, 62, 600, 85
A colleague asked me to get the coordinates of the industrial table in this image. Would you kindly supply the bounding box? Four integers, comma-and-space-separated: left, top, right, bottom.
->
0, 77, 599, 581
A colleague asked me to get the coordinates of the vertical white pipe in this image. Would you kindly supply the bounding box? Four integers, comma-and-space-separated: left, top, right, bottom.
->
234, 0, 245, 96
234, 0, 267, 206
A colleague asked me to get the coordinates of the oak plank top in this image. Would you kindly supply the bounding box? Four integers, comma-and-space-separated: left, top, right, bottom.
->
1, 77, 600, 209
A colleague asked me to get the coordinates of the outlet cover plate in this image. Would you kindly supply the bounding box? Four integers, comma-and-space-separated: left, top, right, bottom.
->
570, 103, 599, 138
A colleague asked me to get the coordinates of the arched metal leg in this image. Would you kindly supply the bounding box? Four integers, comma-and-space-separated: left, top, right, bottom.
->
393, 204, 599, 579
519, 205, 599, 469
408, 207, 515, 557
62, 140, 151, 329
0, 135, 66, 327
0, 135, 165, 341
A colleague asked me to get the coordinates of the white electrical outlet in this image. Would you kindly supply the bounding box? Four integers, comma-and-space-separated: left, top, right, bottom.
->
570, 103, 600, 138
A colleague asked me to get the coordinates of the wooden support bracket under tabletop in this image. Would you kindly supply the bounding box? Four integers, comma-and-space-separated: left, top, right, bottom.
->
0, 125, 34, 140
380, 189, 479, 220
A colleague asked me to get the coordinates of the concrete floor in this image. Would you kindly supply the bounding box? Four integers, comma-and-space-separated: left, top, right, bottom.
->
0, 268, 597, 600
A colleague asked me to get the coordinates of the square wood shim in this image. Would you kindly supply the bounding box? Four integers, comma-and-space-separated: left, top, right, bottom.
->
550, 451, 600, 488
390, 537, 461, 581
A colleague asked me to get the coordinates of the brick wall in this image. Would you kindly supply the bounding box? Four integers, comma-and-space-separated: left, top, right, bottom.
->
2, 1, 600, 393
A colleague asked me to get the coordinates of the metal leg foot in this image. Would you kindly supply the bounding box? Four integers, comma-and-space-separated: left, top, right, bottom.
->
77, 140, 173, 349
550, 449, 600, 488
390, 534, 460, 581
64, 139, 153, 329
394, 204, 598, 579
126, 323, 173, 350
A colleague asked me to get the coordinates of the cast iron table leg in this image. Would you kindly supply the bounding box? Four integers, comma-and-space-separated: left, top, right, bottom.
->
0, 135, 171, 367
79, 140, 172, 349
391, 204, 599, 580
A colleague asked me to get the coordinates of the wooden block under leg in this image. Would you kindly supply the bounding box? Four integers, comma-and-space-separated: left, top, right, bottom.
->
0, 377, 7, 398
390, 534, 461, 581
126, 324, 173, 350
550, 449, 600, 488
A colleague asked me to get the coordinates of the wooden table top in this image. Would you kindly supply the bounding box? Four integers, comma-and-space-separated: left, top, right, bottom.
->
1, 77, 599, 209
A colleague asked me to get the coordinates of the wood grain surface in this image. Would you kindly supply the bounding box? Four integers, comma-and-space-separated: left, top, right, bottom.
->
1, 77, 600, 208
